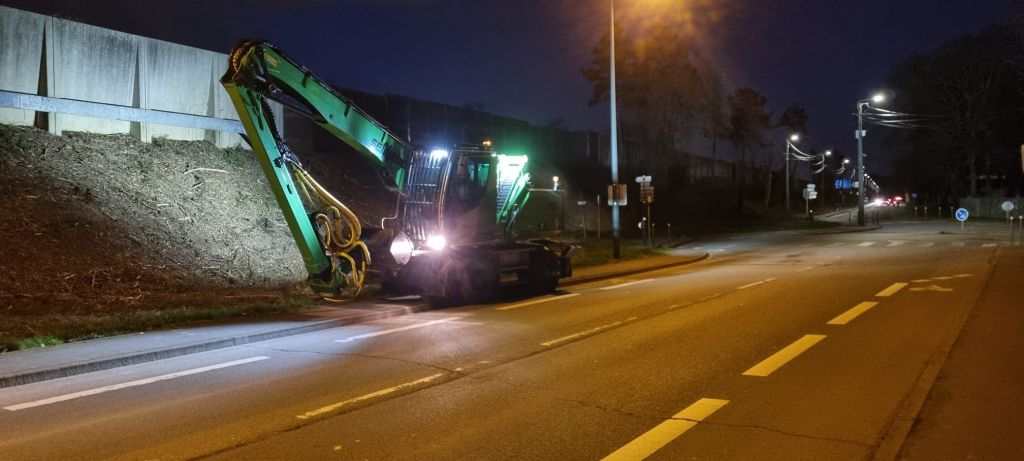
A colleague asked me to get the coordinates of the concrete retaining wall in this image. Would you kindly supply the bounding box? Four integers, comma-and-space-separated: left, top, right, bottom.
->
0, 5, 276, 148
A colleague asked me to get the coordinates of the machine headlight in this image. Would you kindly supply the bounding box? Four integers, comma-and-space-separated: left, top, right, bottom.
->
426, 234, 447, 251
389, 231, 414, 265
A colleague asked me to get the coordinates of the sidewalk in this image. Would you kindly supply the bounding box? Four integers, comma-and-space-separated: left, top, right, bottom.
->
888, 247, 1024, 460
0, 251, 708, 389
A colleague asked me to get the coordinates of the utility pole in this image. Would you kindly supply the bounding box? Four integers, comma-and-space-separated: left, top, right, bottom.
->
609, 0, 621, 258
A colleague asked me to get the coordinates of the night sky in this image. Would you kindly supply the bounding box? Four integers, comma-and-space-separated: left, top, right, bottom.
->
2, 0, 1018, 172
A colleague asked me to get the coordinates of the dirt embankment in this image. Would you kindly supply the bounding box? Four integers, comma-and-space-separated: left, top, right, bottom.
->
0, 125, 335, 345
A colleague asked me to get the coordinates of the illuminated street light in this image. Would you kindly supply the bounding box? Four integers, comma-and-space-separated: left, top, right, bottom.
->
782, 133, 798, 212
856, 93, 885, 225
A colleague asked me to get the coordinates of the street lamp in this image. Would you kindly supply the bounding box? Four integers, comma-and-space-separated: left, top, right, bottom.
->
609, 0, 621, 258
856, 93, 884, 225
784, 133, 799, 212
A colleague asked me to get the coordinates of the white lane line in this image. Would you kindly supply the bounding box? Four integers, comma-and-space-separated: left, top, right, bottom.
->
918, 242, 935, 247
4, 356, 270, 411
296, 373, 444, 420
827, 301, 879, 325
876, 282, 909, 297
858, 241, 876, 247
886, 241, 907, 247
796, 266, 814, 273
737, 277, 776, 290
982, 243, 997, 248
933, 276, 954, 281
743, 335, 826, 377
494, 293, 580, 311
910, 279, 931, 283
599, 279, 653, 291
541, 317, 638, 347
601, 398, 729, 461
953, 274, 973, 278
335, 318, 456, 342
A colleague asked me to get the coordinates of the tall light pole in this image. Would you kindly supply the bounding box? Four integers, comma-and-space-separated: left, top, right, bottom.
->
784, 133, 799, 212
609, 0, 621, 258
819, 150, 832, 207
856, 94, 884, 225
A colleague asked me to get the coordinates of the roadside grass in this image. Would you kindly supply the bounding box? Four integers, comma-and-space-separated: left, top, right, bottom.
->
572, 241, 667, 268
1, 293, 315, 353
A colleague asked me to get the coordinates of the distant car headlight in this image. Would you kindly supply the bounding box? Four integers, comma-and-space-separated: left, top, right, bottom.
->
426, 234, 447, 251
389, 231, 414, 265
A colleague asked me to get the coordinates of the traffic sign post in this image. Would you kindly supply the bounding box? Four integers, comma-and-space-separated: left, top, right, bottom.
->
955, 207, 969, 233
802, 184, 818, 217
636, 175, 654, 246
1001, 200, 1015, 222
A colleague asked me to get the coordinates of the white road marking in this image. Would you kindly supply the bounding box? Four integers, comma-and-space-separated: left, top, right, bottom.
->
858, 241, 876, 247
953, 274, 973, 278
335, 318, 456, 342
737, 277, 776, 290
601, 398, 729, 461
910, 279, 931, 283
296, 373, 444, 419
796, 266, 814, 273
952, 242, 965, 247
909, 285, 954, 292
541, 317, 638, 347
4, 356, 270, 411
743, 335, 826, 377
827, 301, 879, 325
495, 293, 580, 311
826, 242, 846, 248
933, 276, 954, 280
918, 242, 935, 247
876, 282, 909, 297
599, 279, 653, 291
982, 243, 997, 248
886, 241, 907, 247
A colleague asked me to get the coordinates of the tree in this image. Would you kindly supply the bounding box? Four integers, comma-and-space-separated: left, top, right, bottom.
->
725, 87, 772, 205
582, 20, 719, 177
885, 24, 1024, 198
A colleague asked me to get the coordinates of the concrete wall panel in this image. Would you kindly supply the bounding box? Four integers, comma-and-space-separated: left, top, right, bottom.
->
0, 6, 45, 125
48, 17, 137, 134
138, 39, 215, 141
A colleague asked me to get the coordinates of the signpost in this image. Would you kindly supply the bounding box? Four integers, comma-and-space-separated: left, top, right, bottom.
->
955, 207, 969, 232
1001, 200, 1015, 222
636, 175, 653, 246
802, 184, 818, 216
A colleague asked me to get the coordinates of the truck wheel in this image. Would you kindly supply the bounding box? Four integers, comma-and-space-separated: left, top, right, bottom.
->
452, 257, 498, 305
527, 250, 559, 295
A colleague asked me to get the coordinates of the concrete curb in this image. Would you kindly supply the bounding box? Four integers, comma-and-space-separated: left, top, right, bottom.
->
0, 305, 430, 389
0, 254, 710, 388
560, 253, 710, 287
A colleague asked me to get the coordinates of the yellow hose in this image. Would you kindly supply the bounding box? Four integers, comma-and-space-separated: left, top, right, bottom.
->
293, 166, 371, 300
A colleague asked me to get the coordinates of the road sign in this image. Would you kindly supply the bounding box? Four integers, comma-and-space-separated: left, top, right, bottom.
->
635, 175, 652, 183
607, 184, 627, 206
1001, 201, 1015, 212
955, 208, 969, 222
636, 174, 653, 204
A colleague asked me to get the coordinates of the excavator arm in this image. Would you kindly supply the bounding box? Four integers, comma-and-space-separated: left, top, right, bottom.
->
220, 40, 416, 298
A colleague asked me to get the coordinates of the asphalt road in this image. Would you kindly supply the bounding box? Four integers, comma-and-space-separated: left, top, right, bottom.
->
0, 222, 1007, 460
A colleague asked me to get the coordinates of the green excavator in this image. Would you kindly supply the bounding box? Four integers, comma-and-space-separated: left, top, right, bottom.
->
220, 40, 576, 304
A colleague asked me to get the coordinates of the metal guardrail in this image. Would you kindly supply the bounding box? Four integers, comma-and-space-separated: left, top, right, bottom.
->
0, 90, 244, 133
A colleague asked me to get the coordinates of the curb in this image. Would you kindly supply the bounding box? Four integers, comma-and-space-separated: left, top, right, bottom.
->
1, 254, 711, 388
560, 253, 710, 287
0, 304, 430, 389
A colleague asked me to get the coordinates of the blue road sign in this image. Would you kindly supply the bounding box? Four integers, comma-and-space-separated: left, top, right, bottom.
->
955, 208, 969, 222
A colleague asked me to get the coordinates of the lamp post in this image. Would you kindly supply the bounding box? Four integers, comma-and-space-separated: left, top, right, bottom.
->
784, 133, 799, 212
856, 94, 884, 225
819, 150, 832, 207
609, 0, 621, 258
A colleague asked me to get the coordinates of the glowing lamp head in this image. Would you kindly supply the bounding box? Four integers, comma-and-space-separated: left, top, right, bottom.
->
871, 94, 885, 103
825, 150, 833, 156
482, 139, 492, 147
425, 234, 447, 251
430, 149, 449, 160
388, 231, 414, 265
789, 134, 800, 142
